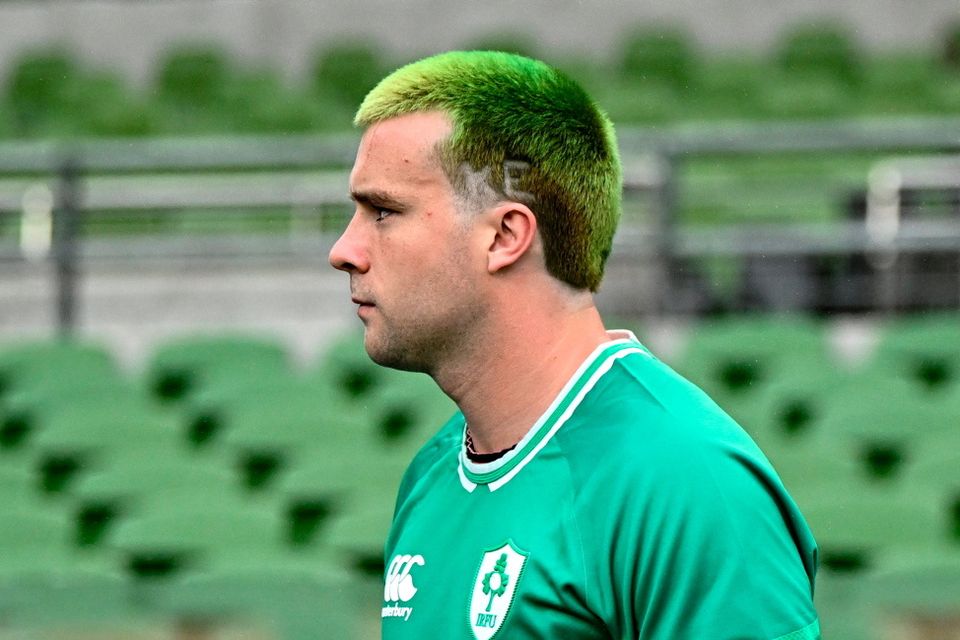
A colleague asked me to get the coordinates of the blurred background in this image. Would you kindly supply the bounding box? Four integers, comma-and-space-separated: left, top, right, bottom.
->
0, 0, 959, 638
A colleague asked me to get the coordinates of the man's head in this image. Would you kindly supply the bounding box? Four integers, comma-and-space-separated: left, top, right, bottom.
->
330, 51, 621, 373
354, 50, 622, 292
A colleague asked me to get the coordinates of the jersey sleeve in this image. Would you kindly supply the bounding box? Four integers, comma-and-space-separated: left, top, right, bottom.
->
568, 373, 820, 639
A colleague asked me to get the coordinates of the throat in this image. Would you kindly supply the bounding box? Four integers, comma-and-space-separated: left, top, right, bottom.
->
465, 428, 518, 463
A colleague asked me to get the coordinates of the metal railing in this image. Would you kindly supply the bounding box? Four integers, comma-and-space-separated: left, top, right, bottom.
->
2, 116, 959, 333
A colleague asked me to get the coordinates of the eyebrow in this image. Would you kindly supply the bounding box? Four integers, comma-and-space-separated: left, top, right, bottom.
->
349, 189, 407, 211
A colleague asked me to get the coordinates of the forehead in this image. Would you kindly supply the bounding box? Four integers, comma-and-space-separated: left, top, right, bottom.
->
350, 111, 453, 194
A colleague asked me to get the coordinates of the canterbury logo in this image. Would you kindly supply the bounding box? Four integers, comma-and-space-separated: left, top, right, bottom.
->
384, 554, 425, 603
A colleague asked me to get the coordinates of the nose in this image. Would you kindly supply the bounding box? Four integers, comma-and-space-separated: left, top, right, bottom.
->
328, 213, 369, 273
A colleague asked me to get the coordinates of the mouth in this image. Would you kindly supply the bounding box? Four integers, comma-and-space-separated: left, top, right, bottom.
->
352, 297, 376, 320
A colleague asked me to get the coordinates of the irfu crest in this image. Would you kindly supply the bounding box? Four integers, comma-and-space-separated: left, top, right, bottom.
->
469, 540, 529, 640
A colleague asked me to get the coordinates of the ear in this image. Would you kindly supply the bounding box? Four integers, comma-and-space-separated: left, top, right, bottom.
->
485, 202, 538, 275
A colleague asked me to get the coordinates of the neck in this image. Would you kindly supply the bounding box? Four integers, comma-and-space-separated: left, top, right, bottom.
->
431, 286, 609, 454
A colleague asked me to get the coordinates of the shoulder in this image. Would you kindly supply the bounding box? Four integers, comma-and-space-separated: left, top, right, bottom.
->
557, 345, 766, 474
554, 343, 814, 569
554, 347, 819, 638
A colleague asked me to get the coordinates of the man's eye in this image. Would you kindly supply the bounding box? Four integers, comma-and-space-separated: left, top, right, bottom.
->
375, 208, 395, 222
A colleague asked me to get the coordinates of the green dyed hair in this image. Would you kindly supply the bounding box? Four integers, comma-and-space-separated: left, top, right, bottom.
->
355, 51, 622, 292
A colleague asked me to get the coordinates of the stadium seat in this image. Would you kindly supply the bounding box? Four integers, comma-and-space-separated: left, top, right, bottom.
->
312, 330, 407, 401
29, 398, 184, 494
756, 74, 854, 119
156, 563, 379, 640
311, 42, 384, 107
3, 380, 159, 455
219, 385, 375, 490
816, 371, 959, 480
859, 54, 939, 116
71, 453, 240, 546
796, 483, 947, 571
180, 371, 323, 446
155, 44, 231, 107
279, 447, 410, 548
106, 501, 287, 579
0, 339, 121, 396
145, 333, 291, 403
367, 373, 455, 451
4, 49, 78, 135
872, 313, 960, 391
619, 26, 697, 91
774, 23, 863, 87
0, 509, 76, 577
0, 464, 44, 510
0, 569, 131, 629
675, 315, 828, 404
323, 500, 395, 577
764, 442, 862, 496
865, 547, 960, 616
730, 355, 847, 450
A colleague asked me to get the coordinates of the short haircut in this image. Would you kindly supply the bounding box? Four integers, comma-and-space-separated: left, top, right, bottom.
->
355, 51, 622, 292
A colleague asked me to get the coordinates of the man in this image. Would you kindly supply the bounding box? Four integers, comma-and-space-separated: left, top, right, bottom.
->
329, 51, 820, 639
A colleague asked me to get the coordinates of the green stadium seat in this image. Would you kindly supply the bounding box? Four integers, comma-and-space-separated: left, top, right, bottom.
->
323, 501, 394, 577
0, 464, 45, 509
775, 23, 863, 87
155, 44, 231, 107
864, 547, 960, 617
3, 380, 159, 455
903, 439, 960, 490
765, 442, 863, 496
313, 330, 408, 401
107, 501, 286, 579
230, 82, 321, 134
0, 339, 120, 396
619, 26, 697, 91
146, 333, 291, 403
0, 570, 131, 629
693, 56, 767, 121
675, 315, 828, 403
311, 42, 384, 107
82, 88, 161, 139
592, 79, 683, 124
181, 371, 324, 446
934, 73, 960, 113
4, 48, 78, 135
756, 74, 855, 119
859, 54, 939, 116
279, 448, 409, 549
816, 372, 959, 481
72, 453, 241, 546
0, 509, 76, 577
796, 483, 947, 571
31, 396, 182, 454
220, 385, 375, 490
156, 563, 380, 640
872, 313, 960, 391
28, 398, 184, 494
731, 355, 848, 450
367, 373, 455, 451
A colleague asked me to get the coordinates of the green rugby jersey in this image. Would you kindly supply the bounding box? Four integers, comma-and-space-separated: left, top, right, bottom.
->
381, 332, 820, 640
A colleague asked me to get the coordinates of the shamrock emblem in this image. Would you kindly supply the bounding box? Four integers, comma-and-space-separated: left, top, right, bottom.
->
481, 553, 510, 612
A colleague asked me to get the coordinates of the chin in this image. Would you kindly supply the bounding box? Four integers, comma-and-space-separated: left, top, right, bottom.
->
364, 337, 429, 374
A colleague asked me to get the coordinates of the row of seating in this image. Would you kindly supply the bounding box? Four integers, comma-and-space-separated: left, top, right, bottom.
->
2, 24, 960, 139
0, 317, 958, 637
